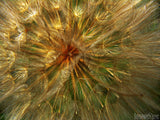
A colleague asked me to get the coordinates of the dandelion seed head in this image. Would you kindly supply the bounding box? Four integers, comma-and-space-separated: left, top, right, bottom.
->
0, 0, 160, 120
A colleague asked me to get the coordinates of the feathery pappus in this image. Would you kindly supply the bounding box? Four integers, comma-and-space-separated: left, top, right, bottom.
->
0, 0, 160, 120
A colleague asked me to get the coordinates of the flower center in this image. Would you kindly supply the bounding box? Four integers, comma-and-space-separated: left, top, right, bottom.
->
57, 44, 79, 65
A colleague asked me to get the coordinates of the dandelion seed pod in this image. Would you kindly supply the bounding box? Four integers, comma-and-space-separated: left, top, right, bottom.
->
0, 0, 160, 120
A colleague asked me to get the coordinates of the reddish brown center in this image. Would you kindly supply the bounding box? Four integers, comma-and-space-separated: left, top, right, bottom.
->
57, 44, 79, 65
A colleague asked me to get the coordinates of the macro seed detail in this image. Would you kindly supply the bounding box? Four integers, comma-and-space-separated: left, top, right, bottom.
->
0, 0, 159, 120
